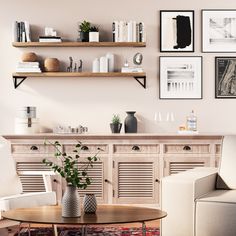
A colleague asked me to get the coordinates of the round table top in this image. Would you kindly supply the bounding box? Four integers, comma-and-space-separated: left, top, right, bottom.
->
2, 205, 167, 225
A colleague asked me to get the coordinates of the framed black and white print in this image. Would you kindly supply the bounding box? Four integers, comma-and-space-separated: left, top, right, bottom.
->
160, 10, 194, 52
202, 10, 236, 52
159, 56, 202, 99
215, 57, 236, 98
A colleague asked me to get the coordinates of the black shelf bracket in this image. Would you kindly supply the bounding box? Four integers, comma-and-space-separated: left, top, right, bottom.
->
134, 76, 146, 89
13, 76, 27, 89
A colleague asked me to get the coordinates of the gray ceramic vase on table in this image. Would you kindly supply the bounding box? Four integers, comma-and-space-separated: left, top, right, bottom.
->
124, 111, 137, 133
62, 185, 81, 217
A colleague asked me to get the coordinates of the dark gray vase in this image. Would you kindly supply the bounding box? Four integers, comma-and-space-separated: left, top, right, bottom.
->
125, 111, 137, 133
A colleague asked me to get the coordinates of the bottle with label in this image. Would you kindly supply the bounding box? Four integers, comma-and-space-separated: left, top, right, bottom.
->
186, 110, 197, 131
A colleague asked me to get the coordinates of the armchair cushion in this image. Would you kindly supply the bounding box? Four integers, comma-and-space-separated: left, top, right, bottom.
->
216, 135, 236, 189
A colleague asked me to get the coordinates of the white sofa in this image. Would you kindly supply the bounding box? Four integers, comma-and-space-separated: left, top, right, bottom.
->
161, 135, 236, 236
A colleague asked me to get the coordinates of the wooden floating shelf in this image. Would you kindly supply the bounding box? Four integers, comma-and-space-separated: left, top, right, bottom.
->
12, 42, 146, 47
12, 72, 146, 89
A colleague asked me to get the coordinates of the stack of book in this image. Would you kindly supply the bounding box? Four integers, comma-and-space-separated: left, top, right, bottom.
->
112, 21, 146, 43
16, 62, 41, 73
39, 36, 62, 42
121, 67, 144, 73
13, 21, 31, 42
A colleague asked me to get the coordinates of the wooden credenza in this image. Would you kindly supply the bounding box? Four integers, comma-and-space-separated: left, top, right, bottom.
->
3, 134, 222, 207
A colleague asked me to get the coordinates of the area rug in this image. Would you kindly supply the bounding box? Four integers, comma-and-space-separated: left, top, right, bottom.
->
15, 226, 160, 236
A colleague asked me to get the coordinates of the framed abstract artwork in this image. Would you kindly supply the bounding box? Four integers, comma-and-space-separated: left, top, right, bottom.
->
159, 56, 202, 99
202, 10, 236, 52
215, 57, 236, 98
160, 10, 194, 52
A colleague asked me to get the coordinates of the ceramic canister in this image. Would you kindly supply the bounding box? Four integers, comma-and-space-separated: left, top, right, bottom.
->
17, 106, 36, 119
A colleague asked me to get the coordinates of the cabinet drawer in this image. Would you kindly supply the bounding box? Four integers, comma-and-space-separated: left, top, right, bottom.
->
215, 144, 221, 154
12, 144, 55, 154
64, 144, 108, 154
113, 144, 159, 154
164, 144, 210, 154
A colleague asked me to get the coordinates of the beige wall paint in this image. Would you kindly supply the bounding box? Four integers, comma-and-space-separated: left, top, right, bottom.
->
0, 0, 235, 134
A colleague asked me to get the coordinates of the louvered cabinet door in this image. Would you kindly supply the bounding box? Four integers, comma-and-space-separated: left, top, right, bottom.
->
113, 156, 159, 204
76, 157, 108, 204
163, 157, 210, 176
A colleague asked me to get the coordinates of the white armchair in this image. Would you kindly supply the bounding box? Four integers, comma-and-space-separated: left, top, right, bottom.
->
0, 137, 57, 219
161, 135, 236, 236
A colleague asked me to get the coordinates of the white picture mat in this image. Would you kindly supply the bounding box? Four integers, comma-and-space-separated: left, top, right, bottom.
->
161, 11, 193, 51
160, 57, 202, 99
202, 10, 236, 52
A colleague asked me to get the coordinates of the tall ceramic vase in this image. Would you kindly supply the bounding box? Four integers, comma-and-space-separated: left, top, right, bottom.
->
62, 185, 81, 217
125, 111, 137, 133
83, 193, 97, 213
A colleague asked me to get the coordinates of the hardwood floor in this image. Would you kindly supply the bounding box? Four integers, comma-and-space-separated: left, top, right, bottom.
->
0, 219, 160, 235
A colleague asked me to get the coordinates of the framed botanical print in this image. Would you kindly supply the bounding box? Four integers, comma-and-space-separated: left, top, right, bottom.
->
159, 56, 202, 99
215, 57, 236, 98
202, 10, 236, 52
160, 10, 194, 52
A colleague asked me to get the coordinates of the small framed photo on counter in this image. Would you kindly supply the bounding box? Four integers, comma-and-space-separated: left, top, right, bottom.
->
159, 56, 202, 99
160, 10, 194, 52
202, 10, 236, 52
215, 57, 236, 98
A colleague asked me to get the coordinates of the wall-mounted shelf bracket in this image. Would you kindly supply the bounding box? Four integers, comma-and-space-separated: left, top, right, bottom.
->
13, 76, 27, 89
134, 76, 146, 89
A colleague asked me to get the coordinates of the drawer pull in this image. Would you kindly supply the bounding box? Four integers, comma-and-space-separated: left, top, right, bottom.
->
183, 145, 191, 151
81, 145, 89, 151
155, 179, 160, 183
104, 179, 109, 183
30, 145, 39, 151
132, 145, 140, 151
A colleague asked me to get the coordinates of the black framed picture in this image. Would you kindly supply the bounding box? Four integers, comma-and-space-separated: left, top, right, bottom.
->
160, 10, 194, 52
159, 56, 202, 99
202, 10, 236, 52
215, 57, 236, 98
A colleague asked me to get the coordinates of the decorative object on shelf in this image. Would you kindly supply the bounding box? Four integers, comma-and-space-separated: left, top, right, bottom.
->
124, 111, 137, 133
78, 59, 83, 72
15, 106, 39, 134
92, 58, 100, 72
133, 52, 143, 65
16, 61, 41, 73
22, 52, 37, 62
53, 125, 88, 134
215, 57, 236, 98
106, 53, 115, 72
112, 21, 146, 42
42, 141, 100, 217
160, 10, 194, 52
13, 21, 31, 42
89, 26, 99, 42
67, 57, 73, 72
202, 10, 236, 52
186, 110, 197, 131
83, 194, 97, 214
99, 56, 108, 72
39, 27, 62, 42
44, 58, 60, 72
159, 56, 202, 99
67, 57, 82, 72
110, 114, 122, 133
78, 21, 91, 42
45, 27, 57, 37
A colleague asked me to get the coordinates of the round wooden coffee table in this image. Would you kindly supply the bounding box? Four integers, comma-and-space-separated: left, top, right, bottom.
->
2, 205, 167, 236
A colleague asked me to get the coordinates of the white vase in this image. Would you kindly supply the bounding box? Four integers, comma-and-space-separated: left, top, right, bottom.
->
83, 194, 97, 213
106, 53, 114, 72
99, 56, 108, 72
62, 185, 81, 217
89, 32, 99, 42
92, 58, 100, 72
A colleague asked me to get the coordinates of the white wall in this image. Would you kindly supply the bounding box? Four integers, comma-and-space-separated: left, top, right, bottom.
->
0, 0, 235, 134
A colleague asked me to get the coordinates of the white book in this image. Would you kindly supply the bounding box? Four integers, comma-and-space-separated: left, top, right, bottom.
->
39, 39, 62, 42
24, 21, 31, 42
12, 21, 18, 42
127, 21, 133, 42
136, 23, 140, 42
121, 67, 143, 73
119, 21, 124, 42
18, 62, 39, 66
139, 22, 146, 42
16, 68, 41, 72
112, 21, 119, 42
132, 21, 136, 42
17, 64, 39, 68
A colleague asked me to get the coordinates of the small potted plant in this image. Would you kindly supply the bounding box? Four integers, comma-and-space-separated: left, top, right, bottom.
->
110, 114, 122, 133
78, 20, 91, 42
89, 26, 99, 42
42, 140, 101, 217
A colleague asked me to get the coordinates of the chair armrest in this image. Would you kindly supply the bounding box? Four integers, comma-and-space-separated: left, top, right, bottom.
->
161, 167, 218, 236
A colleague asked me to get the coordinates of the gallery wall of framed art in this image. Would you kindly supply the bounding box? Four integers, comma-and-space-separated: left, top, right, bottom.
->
159, 9, 236, 100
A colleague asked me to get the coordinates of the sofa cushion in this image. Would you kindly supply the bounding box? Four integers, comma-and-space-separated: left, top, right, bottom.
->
216, 135, 236, 190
